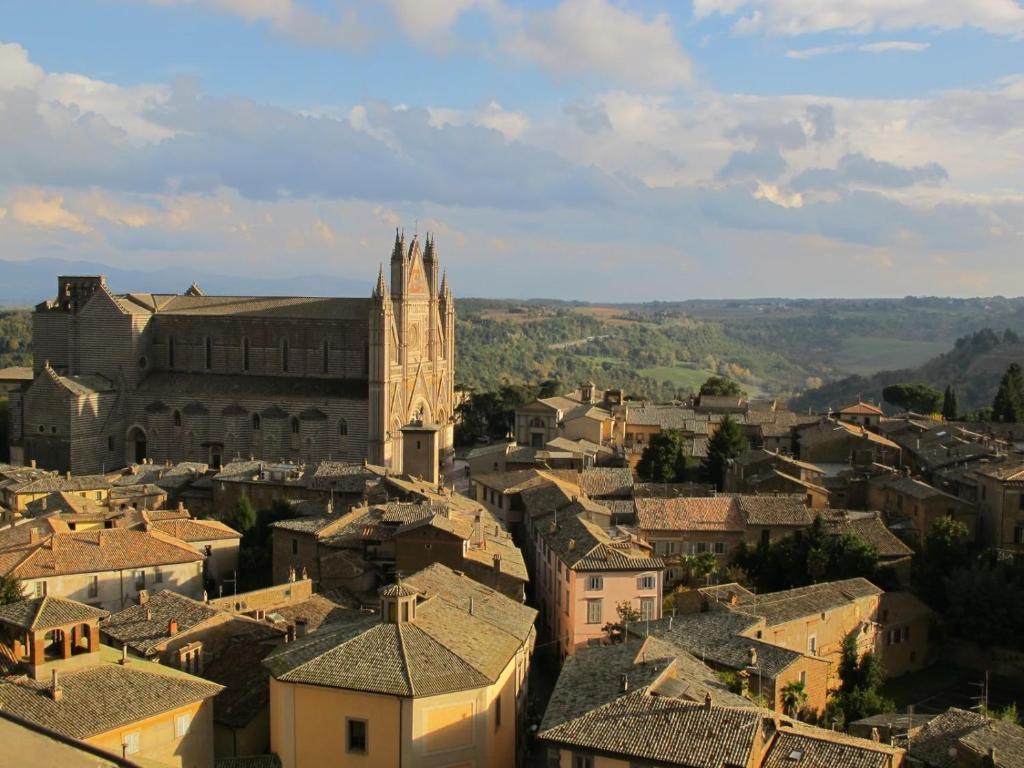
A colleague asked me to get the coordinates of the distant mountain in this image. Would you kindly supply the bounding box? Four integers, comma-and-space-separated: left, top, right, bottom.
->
791, 328, 1024, 413
0, 258, 370, 307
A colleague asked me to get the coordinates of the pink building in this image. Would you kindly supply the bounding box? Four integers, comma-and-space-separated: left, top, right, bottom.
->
522, 488, 665, 662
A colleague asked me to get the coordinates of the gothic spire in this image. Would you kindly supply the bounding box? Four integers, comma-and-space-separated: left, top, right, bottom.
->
374, 264, 387, 298
424, 232, 436, 262
391, 228, 405, 263
440, 270, 450, 298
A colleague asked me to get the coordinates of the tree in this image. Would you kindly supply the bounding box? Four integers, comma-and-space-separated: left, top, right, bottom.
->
637, 430, 690, 483
227, 496, 257, 536
942, 385, 959, 421
912, 517, 972, 611
0, 574, 24, 605
992, 363, 1024, 423
781, 680, 809, 719
699, 376, 744, 398
829, 632, 893, 725
603, 601, 642, 643
882, 383, 943, 414
701, 415, 748, 490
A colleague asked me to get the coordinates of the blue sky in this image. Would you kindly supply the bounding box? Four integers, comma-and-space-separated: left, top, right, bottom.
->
1, 0, 1023, 300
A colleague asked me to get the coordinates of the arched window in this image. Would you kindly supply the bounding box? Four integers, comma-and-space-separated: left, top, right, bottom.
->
339, 419, 348, 437
173, 410, 182, 427
291, 417, 300, 435
281, 339, 289, 372
242, 338, 250, 372
252, 413, 261, 431
322, 340, 329, 374
205, 337, 212, 370
168, 337, 175, 369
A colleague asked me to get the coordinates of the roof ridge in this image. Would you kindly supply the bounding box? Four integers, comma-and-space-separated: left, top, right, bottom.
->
396, 621, 416, 697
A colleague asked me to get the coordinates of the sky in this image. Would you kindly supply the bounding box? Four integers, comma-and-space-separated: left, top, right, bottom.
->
1, 0, 1024, 301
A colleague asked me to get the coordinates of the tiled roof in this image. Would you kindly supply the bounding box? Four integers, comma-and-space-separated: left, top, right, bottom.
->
841, 402, 885, 416
542, 691, 766, 768
908, 708, 990, 767
101, 590, 221, 656
762, 725, 899, 768
648, 612, 804, 678
736, 495, 815, 527
265, 563, 536, 698
539, 508, 663, 572
875, 474, 962, 501
625, 405, 700, 430
267, 594, 357, 635
579, 467, 634, 498
0, 646, 222, 740
307, 461, 378, 492
269, 514, 344, 535
636, 497, 745, 533
0, 597, 108, 631
819, 511, 914, 559
150, 518, 241, 542
540, 636, 751, 735
8, 529, 202, 580
972, 460, 1024, 482
150, 293, 370, 320
957, 716, 1024, 767
8, 474, 111, 495
735, 578, 882, 627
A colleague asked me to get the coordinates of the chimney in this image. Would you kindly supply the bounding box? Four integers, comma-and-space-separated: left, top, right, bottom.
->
285, 624, 295, 643
50, 669, 63, 701
145, 608, 152, 621
119, 644, 129, 665
748, 647, 757, 667
296, 619, 308, 639
870, 727, 880, 742
30, 459, 37, 469
568, 538, 576, 551
177, 501, 185, 513
139, 590, 149, 605
168, 619, 178, 636
28, 528, 40, 545
704, 692, 712, 710
65, 471, 71, 480
469, 597, 475, 616
728, 592, 738, 606
620, 673, 629, 692
493, 554, 501, 574
41, 497, 47, 511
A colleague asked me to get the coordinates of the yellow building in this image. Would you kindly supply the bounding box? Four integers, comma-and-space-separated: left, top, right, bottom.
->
265, 562, 537, 768
0, 595, 222, 767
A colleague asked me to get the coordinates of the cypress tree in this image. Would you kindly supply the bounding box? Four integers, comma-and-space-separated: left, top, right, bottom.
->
701, 415, 748, 490
941, 385, 959, 421
992, 363, 1024, 423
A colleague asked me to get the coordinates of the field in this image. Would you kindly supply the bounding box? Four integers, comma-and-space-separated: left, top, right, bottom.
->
637, 365, 720, 392
832, 336, 949, 377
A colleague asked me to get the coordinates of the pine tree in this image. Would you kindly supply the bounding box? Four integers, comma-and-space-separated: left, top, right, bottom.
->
701, 415, 748, 490
941, 385, 958, 421
992, 363, 1024, 423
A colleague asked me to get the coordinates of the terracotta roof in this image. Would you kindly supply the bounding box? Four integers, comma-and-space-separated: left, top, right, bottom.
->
267, 594, 357, 635
8, 474, 111, 495
636, 497, 745, 533
150, 518, 241, 542
908, 708, 990, 767
0, 597, 108, 631
972, 460, 1024, 482
539, 508, 664, 572
7, 529, 203, 580
736, 495, 815, 527
0, 645, 222, 740
579, 467, 634, 498
841, 402, 885, 416
265, 564, 536, 698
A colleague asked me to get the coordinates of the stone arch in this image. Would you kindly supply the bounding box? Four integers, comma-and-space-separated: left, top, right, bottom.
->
126, 425, 147, 465
408, 398, 432, 424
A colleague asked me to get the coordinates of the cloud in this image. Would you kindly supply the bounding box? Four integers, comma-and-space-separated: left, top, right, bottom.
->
717, 144, 788, 181
508, 0, 693, 90
792, 153, 949, 191
383, 0, 483, 40
564, 100, 613, 135
786, 41, 931, 59
715, 105, 834, 180
694, 0, 1024, 36
428, 100, 530, 141
0, 42, 44, 90
141, 0, 371, 50
9, 189, 92, 234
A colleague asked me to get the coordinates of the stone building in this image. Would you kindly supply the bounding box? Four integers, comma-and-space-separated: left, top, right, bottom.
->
11, 231, 455, 476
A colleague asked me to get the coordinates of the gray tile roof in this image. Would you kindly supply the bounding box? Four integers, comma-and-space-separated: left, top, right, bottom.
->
0, 648, 222, 739
762, 726, 900, 768
579, 467, 634, 498
818, 511, 914, 559
264, 564, 536, 698
647, 612, 803, 679
0, 597, 108, 631
735, 578, 883, 627
538, 508, 664, 572
202, 639, 275, 729
101, 590, 221, 656
541, 691, 767, 768
736, 495, 815, 527
908, 707, 1024, 768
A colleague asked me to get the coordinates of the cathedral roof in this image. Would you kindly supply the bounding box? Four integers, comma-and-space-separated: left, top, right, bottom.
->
121, 294, 371, 321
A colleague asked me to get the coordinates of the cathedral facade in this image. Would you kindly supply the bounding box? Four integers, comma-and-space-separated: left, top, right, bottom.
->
11, 232, 455, 475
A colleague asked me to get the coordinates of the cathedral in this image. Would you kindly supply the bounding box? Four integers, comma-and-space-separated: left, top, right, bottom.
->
10, 231, 455, 474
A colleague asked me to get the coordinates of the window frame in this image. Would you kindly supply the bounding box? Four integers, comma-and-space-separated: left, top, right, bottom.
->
586, 575, 604, 591
123, 731, 141, 755
174, 712, 192, 738
346, 717, 368, 755
585, 598, 603, 625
